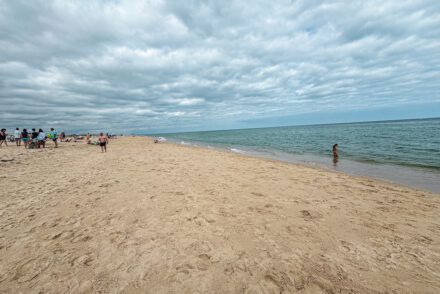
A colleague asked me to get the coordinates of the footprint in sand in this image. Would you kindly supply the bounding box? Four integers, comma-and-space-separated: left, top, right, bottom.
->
196, 254, 212, 271
109, 231, 128, 247
415, 235, 433, 244
259, 272, 293, 293
202, 215, 216, 224
71, 234, 92, 243
300, 210, 322, 221
224, 263, 235, 275
301, 210, 312, 218
50, 230, 74, 241
70, 254, 94, 267
175, 263, 194, 275
251, 192, 265, 197
12, 258, 51, 283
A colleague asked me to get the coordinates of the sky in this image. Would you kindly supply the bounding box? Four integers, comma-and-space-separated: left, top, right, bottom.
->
1, 0, 440, 134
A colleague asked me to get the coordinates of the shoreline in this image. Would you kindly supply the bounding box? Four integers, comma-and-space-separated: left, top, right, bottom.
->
1, 137, 440, 293
158, 137, 440, 194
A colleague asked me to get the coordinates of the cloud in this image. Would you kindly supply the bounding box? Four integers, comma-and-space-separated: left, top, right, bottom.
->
0, 0, 439, 133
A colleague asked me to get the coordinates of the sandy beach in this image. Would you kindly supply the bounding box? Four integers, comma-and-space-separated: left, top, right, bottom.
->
0, 137, 439, 293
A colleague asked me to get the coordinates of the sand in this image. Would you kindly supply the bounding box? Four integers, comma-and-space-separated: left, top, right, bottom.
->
0, 137, 439, 293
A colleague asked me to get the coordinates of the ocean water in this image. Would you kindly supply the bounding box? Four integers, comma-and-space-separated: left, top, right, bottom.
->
154, 118, 440, 192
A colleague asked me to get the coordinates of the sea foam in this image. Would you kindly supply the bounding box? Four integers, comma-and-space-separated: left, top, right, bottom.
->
230, 148, 244, 153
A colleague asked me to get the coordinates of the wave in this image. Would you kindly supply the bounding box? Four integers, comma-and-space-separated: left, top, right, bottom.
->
230, 148, 245, 153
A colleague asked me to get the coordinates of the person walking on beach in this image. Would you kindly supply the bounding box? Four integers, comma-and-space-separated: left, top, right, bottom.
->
21, 128, 29, 149
49, 128, 59, 148
98, 132, 108, 152
37, 129, 46, 148
14, 128, 21, 146
0, 129, 7, 147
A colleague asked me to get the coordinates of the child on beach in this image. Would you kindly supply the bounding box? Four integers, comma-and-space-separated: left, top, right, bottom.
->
98, 133, 108, 152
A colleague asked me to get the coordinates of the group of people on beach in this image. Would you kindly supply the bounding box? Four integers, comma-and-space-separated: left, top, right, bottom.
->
0, 128, 61, 149
85, 132, 110, 152
0, 128, 110, 153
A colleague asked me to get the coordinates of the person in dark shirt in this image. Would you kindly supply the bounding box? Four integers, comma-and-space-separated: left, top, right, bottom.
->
0, 128, 7, 147
21, 128, 29, 149
31, 128, 39, 145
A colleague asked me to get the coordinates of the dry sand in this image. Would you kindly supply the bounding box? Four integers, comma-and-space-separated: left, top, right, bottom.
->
0, 137, 439, 293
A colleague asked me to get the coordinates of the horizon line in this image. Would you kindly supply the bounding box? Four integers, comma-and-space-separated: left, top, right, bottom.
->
144, 116, 440, 136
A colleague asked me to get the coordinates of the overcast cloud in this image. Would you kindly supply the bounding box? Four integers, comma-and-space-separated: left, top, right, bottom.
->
1, 0, 440, 133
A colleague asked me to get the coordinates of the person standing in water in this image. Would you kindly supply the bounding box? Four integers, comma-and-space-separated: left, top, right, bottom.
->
98, 132, 108, 153
333, 144, 339, 158
332, 144, 339, 166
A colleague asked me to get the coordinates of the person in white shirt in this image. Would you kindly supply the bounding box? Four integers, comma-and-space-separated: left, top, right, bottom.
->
14, 128, 21, 146
37, 129, 46, 148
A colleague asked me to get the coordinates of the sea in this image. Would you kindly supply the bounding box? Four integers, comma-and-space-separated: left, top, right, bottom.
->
153, 118, 440, 193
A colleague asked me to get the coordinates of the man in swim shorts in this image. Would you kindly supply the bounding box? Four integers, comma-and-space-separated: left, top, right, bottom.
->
98, 132, 108, 153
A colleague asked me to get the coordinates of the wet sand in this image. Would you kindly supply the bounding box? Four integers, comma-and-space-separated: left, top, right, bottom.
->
0, 137, 439, 293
